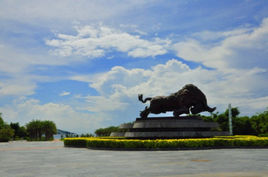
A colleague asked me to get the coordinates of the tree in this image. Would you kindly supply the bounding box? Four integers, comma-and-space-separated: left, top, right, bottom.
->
10, 122, 20, 139
9, 122, 28, 140
26, 120, 43, 140
42, 120, 57, 140
95, 126, 120, 137
232, 116, 255, 135
214, 113, 229, 131
0, 127, 14, 142
80, 133, 94, 137
204, 107, 268, 136
214, 107, 245, 133
26, 120, 57, 141
224, 107, 240, 118
17, 126, 27, 138
250, 110, 268, 135
0, 113, 4, 129
0, 113, 15, 142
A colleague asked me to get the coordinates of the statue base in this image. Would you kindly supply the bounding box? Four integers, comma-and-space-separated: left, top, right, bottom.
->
110, 116, 228, 138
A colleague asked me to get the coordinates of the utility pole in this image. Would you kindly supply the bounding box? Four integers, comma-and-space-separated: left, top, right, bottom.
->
228, 104, 233, 136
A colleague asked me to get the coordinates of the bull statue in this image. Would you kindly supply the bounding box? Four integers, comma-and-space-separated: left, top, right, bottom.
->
138, 84, 216, 118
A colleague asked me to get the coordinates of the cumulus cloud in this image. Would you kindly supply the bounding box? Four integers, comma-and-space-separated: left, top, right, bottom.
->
71, 59, 268, 126
46, 25, 170, 58
173, 18, 268, 71
0, 79, 36, 96
0, 43, 83, 97
1, 11, 268, 132
0, 0, 150, 26
0, 97, 101, 133
1, 58, 267, 132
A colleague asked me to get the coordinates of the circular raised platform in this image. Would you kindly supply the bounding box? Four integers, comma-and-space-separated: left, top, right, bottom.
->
111, 116, 228, 138
124, 131, 228, 138
110, 132, 126, 137
133, 116, 218, 129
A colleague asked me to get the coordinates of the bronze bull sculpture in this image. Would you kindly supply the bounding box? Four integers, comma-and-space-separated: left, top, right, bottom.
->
138, 84, 216, 118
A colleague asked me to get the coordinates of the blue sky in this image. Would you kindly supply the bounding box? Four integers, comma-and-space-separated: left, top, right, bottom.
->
0, 0, 268, 133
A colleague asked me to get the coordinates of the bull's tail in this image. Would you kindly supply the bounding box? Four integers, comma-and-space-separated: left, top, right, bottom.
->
138, 94, 152, 103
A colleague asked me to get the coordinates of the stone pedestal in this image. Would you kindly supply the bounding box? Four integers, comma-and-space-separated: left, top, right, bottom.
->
111, 116, 228, 138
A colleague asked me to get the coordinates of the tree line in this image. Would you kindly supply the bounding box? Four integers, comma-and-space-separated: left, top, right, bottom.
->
0, 113, 57, 142
201, 107, 268, 136
1, 107, 267, 141
94, 108, 268, 137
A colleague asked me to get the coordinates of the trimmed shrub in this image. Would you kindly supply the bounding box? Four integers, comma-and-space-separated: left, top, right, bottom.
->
64, 138, 87, 147
64, 136, 268, 150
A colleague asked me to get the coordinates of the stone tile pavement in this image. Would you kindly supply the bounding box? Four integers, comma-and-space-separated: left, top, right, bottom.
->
0, 141, 267, 177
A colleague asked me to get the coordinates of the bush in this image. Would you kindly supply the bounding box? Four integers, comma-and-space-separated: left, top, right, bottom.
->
258, 133, 268, 137
64, 136, 268, 150
64, 138, 87, 147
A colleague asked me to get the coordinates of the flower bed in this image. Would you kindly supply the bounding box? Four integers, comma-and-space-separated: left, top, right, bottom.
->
64, 135, 268, 150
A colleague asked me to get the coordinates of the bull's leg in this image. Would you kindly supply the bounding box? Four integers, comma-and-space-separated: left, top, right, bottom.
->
191, 103, 216, 114
140, 106, 150, 118
173, 107, 189, 117
207, 106, 216, 113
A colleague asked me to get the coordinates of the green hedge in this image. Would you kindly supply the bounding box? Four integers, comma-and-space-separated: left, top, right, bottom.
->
64, 136, 268, 150
64, 138, 87, 147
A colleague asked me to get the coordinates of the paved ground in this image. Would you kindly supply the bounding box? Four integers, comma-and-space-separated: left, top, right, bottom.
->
0, 141, 268, 177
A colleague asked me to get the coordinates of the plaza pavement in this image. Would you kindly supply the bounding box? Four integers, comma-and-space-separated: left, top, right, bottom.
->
0, 141, 267, 177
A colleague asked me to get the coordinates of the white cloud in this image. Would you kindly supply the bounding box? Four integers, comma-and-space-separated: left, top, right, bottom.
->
46, 25, 170, 58
192, 28, 253, 41
0, 43, 84, 97
1, 58, 267, 133
0, 44, 72, 73
0, 44, 40, 96
0, 97, 101, 133
173, 18, 268, 71
0, 79, 36, 96
59, 91, 71, 96
0, 0, 150, 26
0, 1, 267, 134
71, 59, 268, 125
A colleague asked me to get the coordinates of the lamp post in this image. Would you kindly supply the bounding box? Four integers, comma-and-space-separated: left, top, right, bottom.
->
228, 104, 233, 136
